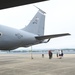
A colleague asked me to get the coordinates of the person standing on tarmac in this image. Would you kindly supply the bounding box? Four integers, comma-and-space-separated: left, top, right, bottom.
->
56, 50, 59, 58
48, 50, 53, 59
59, 50, 63, 59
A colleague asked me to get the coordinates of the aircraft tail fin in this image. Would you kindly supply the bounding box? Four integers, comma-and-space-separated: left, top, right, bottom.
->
22, 6, 45, 36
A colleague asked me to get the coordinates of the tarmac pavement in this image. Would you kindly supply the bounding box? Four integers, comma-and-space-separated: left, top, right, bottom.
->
0, 53, 75, 75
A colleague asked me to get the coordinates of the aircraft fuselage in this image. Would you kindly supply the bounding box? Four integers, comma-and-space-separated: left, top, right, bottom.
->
0, 25, 40, 50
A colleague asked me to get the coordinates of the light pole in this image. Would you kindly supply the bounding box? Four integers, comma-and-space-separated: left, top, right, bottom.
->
31, 46, 33, 59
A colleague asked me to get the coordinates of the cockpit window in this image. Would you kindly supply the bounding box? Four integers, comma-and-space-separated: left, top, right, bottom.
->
0, 32, 2, 36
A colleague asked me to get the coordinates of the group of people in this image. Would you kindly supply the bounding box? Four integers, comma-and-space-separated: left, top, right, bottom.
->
56, 50, 63, 59
42, 50, 64, 59
48, 50, 63, 59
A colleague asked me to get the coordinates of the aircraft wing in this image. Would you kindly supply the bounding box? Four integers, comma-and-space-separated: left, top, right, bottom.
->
35, 33, 71, 40
0, 0, 48, 9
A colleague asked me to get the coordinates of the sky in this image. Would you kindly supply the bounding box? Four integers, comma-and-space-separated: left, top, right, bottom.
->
0, 0, 75, 50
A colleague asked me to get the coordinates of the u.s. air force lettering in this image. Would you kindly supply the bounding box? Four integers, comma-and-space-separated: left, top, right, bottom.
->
15, 33, 23, 39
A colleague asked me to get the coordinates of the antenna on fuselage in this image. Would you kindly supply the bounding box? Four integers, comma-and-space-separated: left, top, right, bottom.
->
34, 5, 46, 14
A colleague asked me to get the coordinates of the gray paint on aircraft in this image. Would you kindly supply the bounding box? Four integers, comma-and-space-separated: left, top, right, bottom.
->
0, 7, 70, 50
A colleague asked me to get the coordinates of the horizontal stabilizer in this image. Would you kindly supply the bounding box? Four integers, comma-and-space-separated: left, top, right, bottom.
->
35, 33, 71, 40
